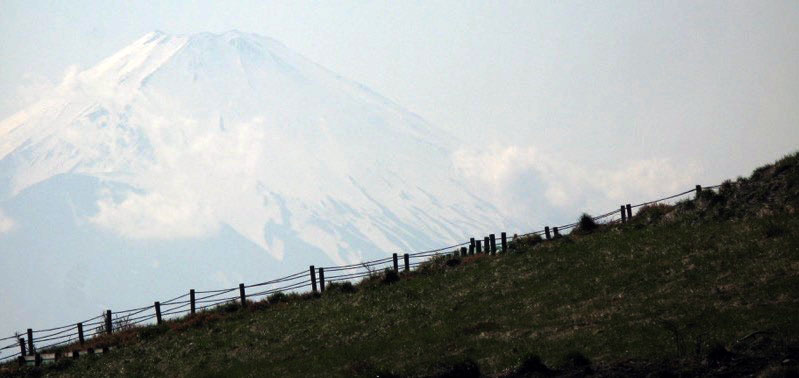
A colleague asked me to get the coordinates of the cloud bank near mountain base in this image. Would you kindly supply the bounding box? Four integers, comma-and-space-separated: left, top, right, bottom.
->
0, 209, 14, 235
453, 145, 699, 227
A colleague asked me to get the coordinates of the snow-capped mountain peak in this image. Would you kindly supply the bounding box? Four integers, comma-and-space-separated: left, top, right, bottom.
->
0, 30, 505, 265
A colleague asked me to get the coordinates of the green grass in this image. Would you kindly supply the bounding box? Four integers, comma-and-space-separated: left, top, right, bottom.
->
11, 214, 797, 377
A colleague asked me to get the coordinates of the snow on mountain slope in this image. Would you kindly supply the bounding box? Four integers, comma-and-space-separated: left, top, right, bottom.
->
0, 31, 509, 269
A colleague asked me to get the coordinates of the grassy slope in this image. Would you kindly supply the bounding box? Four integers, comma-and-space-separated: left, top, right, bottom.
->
9, 154, 799, 377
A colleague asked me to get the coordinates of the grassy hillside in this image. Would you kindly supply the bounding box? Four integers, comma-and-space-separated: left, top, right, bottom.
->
4, 153, 799, 377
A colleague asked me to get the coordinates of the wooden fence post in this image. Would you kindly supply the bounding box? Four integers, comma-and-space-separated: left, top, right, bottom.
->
403, 253, 410, 272
489, 234, 497, 255
154, 302, 162, 325
460, 247, 467, 257
393, 253, 399, 272
190, 289, 196, 315
695, 184, 702, 199
470, 238, 475, 255
77, 322, 84, 346
501, 232, 507, 252
34, 353, 41, 367
26, 329, 33, 355
545, 226, 551, 240
476, 240, 482, 253
18, 337, 25, 357
484, 236, 490, 254
626, 204, 632, 220
620, 205, 627, 223
71, 350, 79, 359
553, 227, 560, 238
239, 283, 247, 307
310, 265, 317, 293
105, 310, 112, 334
319, 268, 325, 293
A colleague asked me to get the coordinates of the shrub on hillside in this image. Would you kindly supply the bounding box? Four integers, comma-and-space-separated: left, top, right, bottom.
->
512, 233, 543, 251
512, 354, 551, 376
634, 203, 673, 225
697, 187, 723, 206
431, 357, 481, 378
562, 351, 591, 367
572, 213, 598, 234
445, 257, 461, 267
414, 255, 449, 274
719, 179, 735, 196
382, 268, 400, 284
218, 302, 240, 313
560, 351, 593, 374
326, 281, 357, 293
762, 220, 788, 238
706, 343, 734, 366
267, 291, 288, 304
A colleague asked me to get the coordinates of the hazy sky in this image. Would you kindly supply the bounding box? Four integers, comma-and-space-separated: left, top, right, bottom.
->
1, 0, 799, 345
1, 0, 798, 206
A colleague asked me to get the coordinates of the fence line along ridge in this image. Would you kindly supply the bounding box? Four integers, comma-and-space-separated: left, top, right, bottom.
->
1, 184, 718, 366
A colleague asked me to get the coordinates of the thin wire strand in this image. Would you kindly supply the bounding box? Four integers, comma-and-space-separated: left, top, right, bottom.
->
161, 292, 190, 305
195, 288, 238, 302
632, 188, 696, 208
33, 331, 75, 343
30, 323, 74, 334
245, 270, 307, 288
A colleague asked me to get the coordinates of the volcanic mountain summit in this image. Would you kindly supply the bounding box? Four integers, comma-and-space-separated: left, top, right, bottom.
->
0, 31, 510, 333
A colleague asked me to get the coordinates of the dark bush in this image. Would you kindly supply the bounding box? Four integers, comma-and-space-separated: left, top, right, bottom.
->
445, 257, 461, 267
561, 351, 592, 373
678, 198, 696, 210
432, 357, 481, 378
763, 221, 787, 238
514, 354, 551, 376
327, 281, 357, 293
574, 213, 598, 234
697, 188, 723, 206
635, 203, 673, 224
382, 269, 400, 284
513, 234, 543, 251
706, 343, 733, 365
267, 291, 288, 304
219, 302, 240, 313
720, 179, 735, 196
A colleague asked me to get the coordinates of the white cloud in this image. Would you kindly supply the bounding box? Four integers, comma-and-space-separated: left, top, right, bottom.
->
86, 115, 279, 258
0, 209, 15, 235
453, 145, 699, 225
595, 158, 699, 204
90, 189, 220, 240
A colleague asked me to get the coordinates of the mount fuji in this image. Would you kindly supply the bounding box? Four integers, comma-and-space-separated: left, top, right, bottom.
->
0, 31, 513, 336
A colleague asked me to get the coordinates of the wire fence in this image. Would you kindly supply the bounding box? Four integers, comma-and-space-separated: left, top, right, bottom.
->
1, 184, 718, 365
